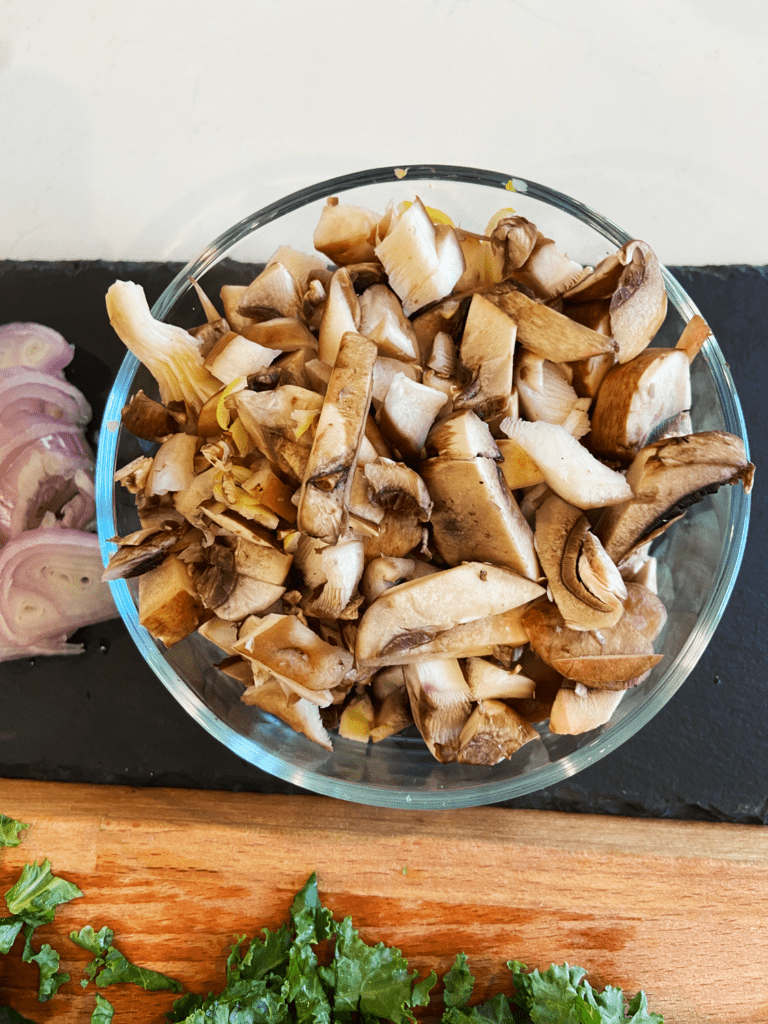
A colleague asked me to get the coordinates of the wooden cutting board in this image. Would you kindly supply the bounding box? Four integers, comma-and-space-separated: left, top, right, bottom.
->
0, 780, 766, 1024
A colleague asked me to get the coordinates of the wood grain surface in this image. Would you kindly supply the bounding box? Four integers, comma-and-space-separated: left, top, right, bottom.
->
0, 780, 767, 1023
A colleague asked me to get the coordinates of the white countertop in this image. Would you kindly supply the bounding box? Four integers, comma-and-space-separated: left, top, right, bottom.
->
2, 0, 767, 266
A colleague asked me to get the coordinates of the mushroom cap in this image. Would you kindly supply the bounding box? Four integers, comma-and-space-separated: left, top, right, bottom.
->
595, 431, 755, 564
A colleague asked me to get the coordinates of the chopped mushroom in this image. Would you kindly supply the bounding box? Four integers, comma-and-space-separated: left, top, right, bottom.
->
595, 431, 755, 564
105, 192, 754, 759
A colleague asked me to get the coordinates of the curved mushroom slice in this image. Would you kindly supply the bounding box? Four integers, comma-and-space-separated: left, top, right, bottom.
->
548, 683, 625, 735
521, 595, 663, 687
195, 537, 290, 620
425, 410, 502, 461
309, 537, 365, 619
420, 455, 539, 580
595, 431, 755, 565
457, 699, 539, 766
235, 612, 354, 696
485, 286, 617, 362
590, 348, 692, 462
363, 458, 433, 522
145, 432, 198, 498
101, 521, 188, 581
609, 241, 667, 363
376, 374, 449, 460
240, 679, 332, 751
499, 418, 633, 509
451, 293, 517, 420
403, 657, 472, 763
464, 657, 536, 700
535, 494, 627, 631
356, 561, 545, 667
317, 267, 360, 366
514, 351, 591, 438
566, 351, 616, 401
454, 233, 505, 292
297, 332, 377, 543
370, 603, 533, 666
360, 555, 417, 604
360, 509, 425, 562
313, 198, 381, 265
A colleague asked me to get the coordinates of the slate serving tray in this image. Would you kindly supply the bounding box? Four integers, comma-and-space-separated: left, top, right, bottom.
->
0, 261, 765, 821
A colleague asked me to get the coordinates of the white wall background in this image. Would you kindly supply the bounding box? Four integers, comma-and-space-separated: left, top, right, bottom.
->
2, 0, 767, 265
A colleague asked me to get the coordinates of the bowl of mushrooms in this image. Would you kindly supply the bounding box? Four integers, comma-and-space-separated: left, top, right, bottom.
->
95, 164, 754, 808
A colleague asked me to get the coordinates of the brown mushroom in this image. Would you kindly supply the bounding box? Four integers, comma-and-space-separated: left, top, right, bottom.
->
457, 699, 539, 765
595, 431, 755, 564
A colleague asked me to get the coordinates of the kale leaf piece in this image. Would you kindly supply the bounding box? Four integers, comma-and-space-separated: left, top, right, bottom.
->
0, 817, 29, 849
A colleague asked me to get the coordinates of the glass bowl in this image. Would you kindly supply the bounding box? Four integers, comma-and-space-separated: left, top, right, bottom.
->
95, 164, 751, 809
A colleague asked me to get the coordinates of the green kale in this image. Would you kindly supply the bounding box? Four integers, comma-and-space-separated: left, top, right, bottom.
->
168, 872, 435, 1024
90, 994, 115, 1024
21, 937, 70, 1002
70, 924, 182, 992
4, 860, 83, 928
0, 817, 29, 849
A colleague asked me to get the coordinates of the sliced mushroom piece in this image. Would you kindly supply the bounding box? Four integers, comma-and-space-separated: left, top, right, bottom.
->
514, 351, 591, 438
375, 198, 465, 316
567, 351, 616, 400
239, 317, 317, 352
507, 649, 564, 724
464, 657, 536, 700
138, 553, 208, 647
231, 385, 324, 484
548, 683, 625, 735
363, 458, 433, 521
360, 509, 425, 562
485, 286, 617, 362
425, 410, 501, 461
595, 431, 755, 564
313, 198, 381, 265
489, 215, 539, 278
101, 521, 188, 581
621, 582, 667, 642
235, 613, 354, 693
297, 331, 377, 543
356, 561, 545, 666
203, 331, 278, 384
237, 262, 302, 322
371, 357, 421, 410
309, 537, 365, 619
403, 657, 472, 763
240, 679, 332, 751
197, 615, 240, 656
499, 418, 633, 509
675, 314, 711, 363
457, 699, 539, 765
495, 438, 545, 491
241, 459, 298, 525
452, 293, 517, 420
535, 494, 627, 631
120, 390, 182, 442
609, 241, 667, 363
369, 603, 533, 666
266, 245, 331, 296
454, 233, 505, 292
360, 555, 417, 605
522, 595, 663, 686
370, 667, 413, 742
358, 284, 420, 362
376, 373, 449, 460
145, 432, 198, 497
411, 295, 470, 361
420, 455, 539, 580
317, 267, 360, 366
508, 233, 587, 301
590, 348, 692, 462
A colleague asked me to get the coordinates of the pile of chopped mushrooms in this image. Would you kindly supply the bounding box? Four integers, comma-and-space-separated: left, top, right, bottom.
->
102, 195, 755, 765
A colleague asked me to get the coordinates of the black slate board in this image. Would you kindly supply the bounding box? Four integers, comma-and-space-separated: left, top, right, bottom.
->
0, 261, 766, 820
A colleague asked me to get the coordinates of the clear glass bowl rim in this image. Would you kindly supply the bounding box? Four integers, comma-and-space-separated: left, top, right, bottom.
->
95, 163, 752, 809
